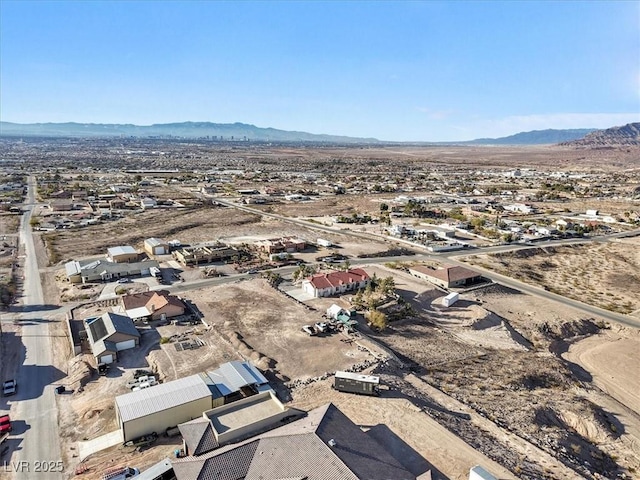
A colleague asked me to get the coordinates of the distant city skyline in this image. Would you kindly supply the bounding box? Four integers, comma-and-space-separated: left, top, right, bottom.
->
1, 1, 638, 141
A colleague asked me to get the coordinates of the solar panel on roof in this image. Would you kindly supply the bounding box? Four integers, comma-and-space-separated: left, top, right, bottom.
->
87, 317, 108, 342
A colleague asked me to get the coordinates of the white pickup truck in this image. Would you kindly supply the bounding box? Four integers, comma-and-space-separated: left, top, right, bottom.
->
127, 375, 157, 390
2, 380, 16, 396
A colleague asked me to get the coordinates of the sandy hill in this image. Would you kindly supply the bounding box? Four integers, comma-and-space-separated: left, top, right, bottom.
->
562, 122, 640, 147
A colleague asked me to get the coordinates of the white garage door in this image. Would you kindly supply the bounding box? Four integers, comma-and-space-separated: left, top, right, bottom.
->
155, 246, 166, 255
116, 339, 136, 351
101, 354, 114, 364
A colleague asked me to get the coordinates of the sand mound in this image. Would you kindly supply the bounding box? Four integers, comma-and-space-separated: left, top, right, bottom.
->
435, 303, 531, 351
67, 355, 93, 389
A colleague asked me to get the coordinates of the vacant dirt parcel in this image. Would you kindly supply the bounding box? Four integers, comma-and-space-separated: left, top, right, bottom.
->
464, 237, 640, 316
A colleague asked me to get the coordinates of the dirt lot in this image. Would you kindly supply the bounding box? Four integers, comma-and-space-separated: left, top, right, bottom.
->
179, 278, 372, 381
463, 236, 640, 316
43, 206, 263, 262
252, 193, 389, 217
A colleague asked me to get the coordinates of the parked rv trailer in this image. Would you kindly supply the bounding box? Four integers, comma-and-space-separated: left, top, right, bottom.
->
334, 371, 380, 396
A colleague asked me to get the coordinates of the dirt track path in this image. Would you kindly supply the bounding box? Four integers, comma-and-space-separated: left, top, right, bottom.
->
404, 374, 583, 479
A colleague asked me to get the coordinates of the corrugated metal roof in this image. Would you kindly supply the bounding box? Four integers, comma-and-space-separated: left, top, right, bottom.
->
116, 374, 212, 423
145, 237, 165, 247
108, 245, 137, 256
206, 361, 268, 396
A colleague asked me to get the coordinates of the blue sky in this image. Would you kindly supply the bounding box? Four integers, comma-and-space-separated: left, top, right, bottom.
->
1, 1, 638, 141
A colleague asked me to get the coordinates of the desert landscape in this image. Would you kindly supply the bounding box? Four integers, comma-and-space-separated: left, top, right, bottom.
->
0, 137, 639, 480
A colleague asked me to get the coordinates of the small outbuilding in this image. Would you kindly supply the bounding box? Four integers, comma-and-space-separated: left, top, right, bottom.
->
107, 246, 139, 263
115, 374, 214, 442
442, 292, 459, 307
144, 237, 170, 256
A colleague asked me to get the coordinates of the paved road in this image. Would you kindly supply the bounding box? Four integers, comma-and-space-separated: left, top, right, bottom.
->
195, 194, 640, 330
9, 176, 63, 479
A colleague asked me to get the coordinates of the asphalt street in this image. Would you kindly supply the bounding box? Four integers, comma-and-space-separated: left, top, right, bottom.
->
8, 177, 63, 479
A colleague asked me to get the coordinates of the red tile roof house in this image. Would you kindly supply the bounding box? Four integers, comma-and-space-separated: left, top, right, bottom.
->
302, 268, 371, 298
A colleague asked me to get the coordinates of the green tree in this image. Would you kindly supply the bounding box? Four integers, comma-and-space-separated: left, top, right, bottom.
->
367, 309, 387, 330
378, 276, 396, 296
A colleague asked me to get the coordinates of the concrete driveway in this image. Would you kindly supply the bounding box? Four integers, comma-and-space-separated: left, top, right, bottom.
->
78, 429, 123, 460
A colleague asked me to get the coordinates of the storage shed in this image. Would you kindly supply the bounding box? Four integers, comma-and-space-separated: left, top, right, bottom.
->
144, 238, 170, 256
107, 246, 139, 263
115, 374, 214, 442
442, 292, 459, 307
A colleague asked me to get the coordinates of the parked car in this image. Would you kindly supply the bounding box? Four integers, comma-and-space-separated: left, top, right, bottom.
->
2, 380, 16, 396
130, 375, 158, 391
117, 278, 132, 284
0, 415, 11, 434
301, 325, 317, 336
133, 369, 154, 379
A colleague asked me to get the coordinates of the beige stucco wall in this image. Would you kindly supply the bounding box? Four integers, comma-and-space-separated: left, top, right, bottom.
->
110, 252, 139, 263
409, 269, 448, 289
119, 395, 212, 442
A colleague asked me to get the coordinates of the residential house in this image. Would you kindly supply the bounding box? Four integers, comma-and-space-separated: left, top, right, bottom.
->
172, 244, 238, 266
85, 312, 140, 364
122, 290, 186, 321
178, 391, 302, 454
255, 237, 306, 254
64, 258, 159, 283
164, 403, 421, 480
302, 268, 371, 298
408, 264, 481, 289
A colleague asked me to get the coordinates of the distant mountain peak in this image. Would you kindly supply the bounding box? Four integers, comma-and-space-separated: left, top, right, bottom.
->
561, 122, 640, 147
467, 128, 596, 145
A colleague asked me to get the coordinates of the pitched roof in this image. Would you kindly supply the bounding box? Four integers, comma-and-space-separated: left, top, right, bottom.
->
65, 259, 160, 279
410, 264, 480, 283
122, 290, 185, 316
308, 269, 370, 290
85, 312, 139, 345
172, 441, 259, 480
179, 418, 219, 456
171, 403, 416, 480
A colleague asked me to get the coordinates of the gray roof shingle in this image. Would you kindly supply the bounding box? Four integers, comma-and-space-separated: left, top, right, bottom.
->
171, 403, 416, 480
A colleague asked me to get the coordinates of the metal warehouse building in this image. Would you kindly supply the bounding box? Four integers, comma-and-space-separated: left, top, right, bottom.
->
115, 374, 214, 442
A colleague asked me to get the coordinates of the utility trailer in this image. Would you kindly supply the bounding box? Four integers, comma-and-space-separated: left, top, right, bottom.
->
334, 371, 380, 396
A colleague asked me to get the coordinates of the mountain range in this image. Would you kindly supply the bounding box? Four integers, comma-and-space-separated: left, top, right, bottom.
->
1, 120, 637, 145
464, 128, 596, 145
0, 121, 379, 144
561, 122, 640, 147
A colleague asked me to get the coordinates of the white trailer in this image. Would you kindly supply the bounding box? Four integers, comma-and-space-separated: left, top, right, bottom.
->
317, 238, 333, 248
442, 292, 459, 307
469, 465, 497, 480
